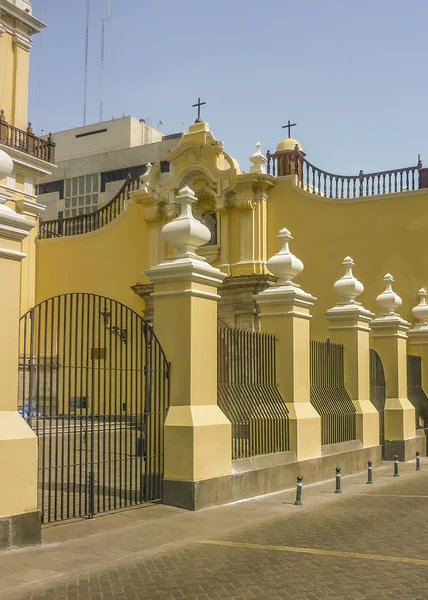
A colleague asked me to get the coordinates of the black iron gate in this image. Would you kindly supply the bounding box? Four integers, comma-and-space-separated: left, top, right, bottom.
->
18, 293, 170, 524
370, 349, 385, 457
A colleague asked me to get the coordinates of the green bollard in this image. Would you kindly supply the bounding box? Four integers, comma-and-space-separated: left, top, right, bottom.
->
416, 451, 421, 471
393, 455, 399, 477
294, 475, 303, 505
367, 460, 373, 484
335, 467, 342, 493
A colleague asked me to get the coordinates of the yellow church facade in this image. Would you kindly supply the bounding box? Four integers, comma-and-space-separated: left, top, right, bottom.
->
2, 0, 428, 550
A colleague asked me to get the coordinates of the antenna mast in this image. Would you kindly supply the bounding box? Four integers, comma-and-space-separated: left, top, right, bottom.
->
83, 0, 90, 126
99, 0, 110, 123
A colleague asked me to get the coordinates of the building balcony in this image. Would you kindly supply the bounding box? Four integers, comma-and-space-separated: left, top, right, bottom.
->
0, 110, 55, 164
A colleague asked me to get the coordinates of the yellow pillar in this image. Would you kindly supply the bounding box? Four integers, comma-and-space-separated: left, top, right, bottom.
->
371, 274, 417, 460
146, 186, 231, 508
0, 150, 39, 548
325, 257, 379, 448
408, 288, 428, 394
256, 228, 321, 461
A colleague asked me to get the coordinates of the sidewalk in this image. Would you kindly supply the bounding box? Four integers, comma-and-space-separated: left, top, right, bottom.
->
1, 459, 427, 599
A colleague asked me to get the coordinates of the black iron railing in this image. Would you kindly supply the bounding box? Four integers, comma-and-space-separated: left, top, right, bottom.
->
217, 328, 288, 459
19, 293, 170, 524
370, 350, 385, 455
0, 110, 55, 163
310, 340, 356, 445
407, 355, 428, 428
267, 149, 421, 199
39, 176, 140, 239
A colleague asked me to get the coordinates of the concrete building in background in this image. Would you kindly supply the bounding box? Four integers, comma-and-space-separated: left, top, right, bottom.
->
37, 117, 182, 220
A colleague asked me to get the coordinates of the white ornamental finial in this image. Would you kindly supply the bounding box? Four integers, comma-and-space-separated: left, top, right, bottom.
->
249, 142, 267, 174
161, 186, 210, 259
333, 257, 364, 305
412, 288, 428, 328
376, 273, 402, 316
0, 148, 13, 183
266, 228, 303, 287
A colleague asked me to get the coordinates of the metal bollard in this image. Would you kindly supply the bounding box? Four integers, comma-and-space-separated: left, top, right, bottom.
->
393, 455, 399, 477
367, 460, 374, 484
335, 467, 342, 493
416, 451, 421, 471
294, 475, 303, 505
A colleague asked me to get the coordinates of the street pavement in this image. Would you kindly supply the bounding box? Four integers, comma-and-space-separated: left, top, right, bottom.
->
2, 460, 428, 599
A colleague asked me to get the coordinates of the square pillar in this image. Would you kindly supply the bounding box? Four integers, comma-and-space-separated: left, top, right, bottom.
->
371, 274, 418, 460
146, 186, 231, 509
256, 228, 321, 461
0, 151, 40, 549
325, 257, 379, 448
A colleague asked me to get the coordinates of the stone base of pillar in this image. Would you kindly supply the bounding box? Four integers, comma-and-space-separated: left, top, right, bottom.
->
0, 412, 39, 549
162, 444, 381, 511
384, 430, 426, 461
0, 511, 41, 550
384, 398, 416, 441
164, 405, 232, 482
286, 403, 322, 461
353, 400, 380, 448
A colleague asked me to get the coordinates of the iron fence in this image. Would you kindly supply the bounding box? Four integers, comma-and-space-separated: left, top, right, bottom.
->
217, 328, 288, 459
39, 177, 140, 239
370, 350, 385, 456
407, 355, 428, 428
266, 149, 420, 198
19, 293, 170, 524
310, 340, 356, 445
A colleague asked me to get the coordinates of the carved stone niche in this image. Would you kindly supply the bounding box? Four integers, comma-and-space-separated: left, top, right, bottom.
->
218, 274, 276, 332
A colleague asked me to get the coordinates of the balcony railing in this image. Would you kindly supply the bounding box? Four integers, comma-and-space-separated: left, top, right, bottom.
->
39, 176, 140, 239
267, 148, 422, 199
0, 110, 55, 164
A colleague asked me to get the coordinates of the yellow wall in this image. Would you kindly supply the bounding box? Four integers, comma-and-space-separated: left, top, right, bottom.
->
267, 177, 428, 339
0, 34, 30, 129
36, 203, 148, 313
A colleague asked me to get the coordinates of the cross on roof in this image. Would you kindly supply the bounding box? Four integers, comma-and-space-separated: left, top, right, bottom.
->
282, 120, 297, 138
192, 97, 206, 123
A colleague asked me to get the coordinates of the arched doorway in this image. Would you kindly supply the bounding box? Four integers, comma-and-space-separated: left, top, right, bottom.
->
370, 349, 385, 458
18, 293, 170, 523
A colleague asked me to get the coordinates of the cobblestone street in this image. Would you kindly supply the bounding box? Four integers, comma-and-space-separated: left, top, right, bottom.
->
2, 461, 428, 599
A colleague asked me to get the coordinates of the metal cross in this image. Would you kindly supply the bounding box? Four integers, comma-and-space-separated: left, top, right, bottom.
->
192, 97, 206, 122
282, 120, 297, 137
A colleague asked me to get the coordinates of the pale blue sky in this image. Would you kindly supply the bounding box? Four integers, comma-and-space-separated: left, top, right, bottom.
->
29, 0, 427, 174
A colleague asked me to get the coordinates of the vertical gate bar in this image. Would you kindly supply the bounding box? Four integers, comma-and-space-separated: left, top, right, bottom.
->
74, 293, 82, 518
77, 293, 85, 518
129, 311, 134, 505
83, 294, 90, 517
144, 326, 151, 501
60, 295, 67, 521
118, 301, 124, 508
124, 307, 129, 507
96, 295, 102, 512
108, 299, 114, 510
134, 314, 139, 505
42, 301, 51, 522
49, 298, 56, 521
140, 323, 146, 503
101, 296, 107, 513
113, 300, 119, 509
90, 294, 96, 516
155, 330, 161, 499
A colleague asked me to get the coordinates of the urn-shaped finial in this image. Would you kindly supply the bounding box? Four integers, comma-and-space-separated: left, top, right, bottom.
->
333, 257, 364, 305
412, 288, 428, 327
0, 148, 13, 181
161, 186, 210, 258
267, 228, 304, 286
376, 273, 402, 316
249, 142, 267, 174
